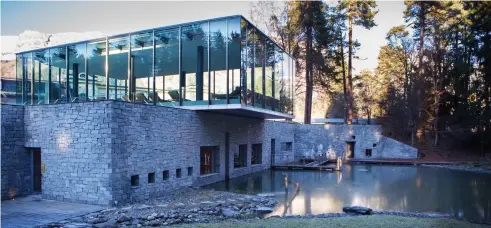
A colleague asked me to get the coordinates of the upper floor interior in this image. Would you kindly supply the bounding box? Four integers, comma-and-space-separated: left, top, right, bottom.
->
7, 15, 295, 119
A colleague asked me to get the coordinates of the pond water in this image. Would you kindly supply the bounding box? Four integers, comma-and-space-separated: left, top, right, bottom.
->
205, 164, 491, 224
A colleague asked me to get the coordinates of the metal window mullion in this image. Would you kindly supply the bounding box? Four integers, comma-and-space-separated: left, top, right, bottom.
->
30, 52, 34, 105
105, 36, 109, 100
208, 21, 211, 105
262, 37, 266, 109
242, 23, 248, 105
128, 34, 132, 101
226, 19, 229, 104
152, 30, 156, 105
178, 26, 182, 106
85, 43, 88, 101
66, 47, 69, 102
272, 46, 275, 111
251, 29, 255, 106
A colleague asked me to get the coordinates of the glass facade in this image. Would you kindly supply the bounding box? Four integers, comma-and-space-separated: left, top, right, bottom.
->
12, 16, 294, 115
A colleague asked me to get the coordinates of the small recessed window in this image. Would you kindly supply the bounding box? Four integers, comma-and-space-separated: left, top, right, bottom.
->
163, 170, 169, 180
365, 149, 372, 157
148, 172, 155, 183
373, 143, 377, 147
131, 175, 139, 186
188, 167, 193, 176
352, 135, 356, 140
176, 168, 182, 178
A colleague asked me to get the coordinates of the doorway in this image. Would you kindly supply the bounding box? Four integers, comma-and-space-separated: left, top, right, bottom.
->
346, 142, 355, 159
31, 148, 42, 192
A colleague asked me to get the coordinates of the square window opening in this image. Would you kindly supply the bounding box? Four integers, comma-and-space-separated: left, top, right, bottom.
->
188, 167, 193, 176
131, 175, 139, 186
176, 168, 182, 178
148, 172, 155, 183
163, 170, 169, 180
365, 149, 372, 157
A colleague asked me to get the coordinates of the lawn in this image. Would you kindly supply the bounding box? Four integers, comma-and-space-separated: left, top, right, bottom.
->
175, 215, 487, 228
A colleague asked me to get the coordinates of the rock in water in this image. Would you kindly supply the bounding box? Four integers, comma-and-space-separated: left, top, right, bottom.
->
221, 208, 238, 217
342, 206, 372, 215
255, 207, 274, 213
116, 213, 131, 223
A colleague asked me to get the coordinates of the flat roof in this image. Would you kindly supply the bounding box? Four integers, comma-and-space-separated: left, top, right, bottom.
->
16, 15, 294, 59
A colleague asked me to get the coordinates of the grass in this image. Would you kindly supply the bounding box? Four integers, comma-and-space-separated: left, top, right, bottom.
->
174, 215, 487, 228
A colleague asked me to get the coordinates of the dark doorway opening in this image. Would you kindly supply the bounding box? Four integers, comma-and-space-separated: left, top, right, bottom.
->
346, 142, 355, 158
31, 148, 42, 192
271, 139, 276, 166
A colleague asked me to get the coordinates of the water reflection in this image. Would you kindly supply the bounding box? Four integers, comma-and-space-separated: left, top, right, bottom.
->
205, 164, 491, 224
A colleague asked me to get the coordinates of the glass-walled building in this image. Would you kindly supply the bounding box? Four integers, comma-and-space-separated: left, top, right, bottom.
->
13, 15, 294, 117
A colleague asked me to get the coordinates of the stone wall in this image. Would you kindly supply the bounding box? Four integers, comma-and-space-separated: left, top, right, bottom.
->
294, 124, 417, 160
1, 104, 29, 200
23, 102, 114, 205
109, 102, 296, 204
1, 101, 415, 206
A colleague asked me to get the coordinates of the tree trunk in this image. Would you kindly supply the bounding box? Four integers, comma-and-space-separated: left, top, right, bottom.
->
347, 8, 354, 124
304, 3, 313, 124
340, 33, 348, 123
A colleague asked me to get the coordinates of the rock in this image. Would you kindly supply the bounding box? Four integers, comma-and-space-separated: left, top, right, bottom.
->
94, 219, 117, 228
200, 201, 213, 204
148, 220, 160, 226
116, 213, 131, 223
255, 207, 274, 213
88, 217, 107, 224
342, 206, 372, 215
131, 218, 141, 225
147, 213, 158, 220
64, 223, 93, 228
156, 204, 168, 208
175, 202, 185, 207
257, 193, 275, 197
221, 208, 238, 217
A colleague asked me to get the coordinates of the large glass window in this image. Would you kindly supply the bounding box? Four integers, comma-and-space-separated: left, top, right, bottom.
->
265, 40, 274, 110
246, 24, 255, 105
254, 33, 264, 108
181, 23, 209, 105
108, 37, 129, 101
68, 43, 87, 102
240, 19, 249, 105
131, 32, 154, 104
15, 55, 23, 104
33, 50, 49, 104
155, 28, 179, 106
210, 20, 227, 104
278, 49, 287, 113
228, 18, 241, 104
285, 55, 293, 114
273, 46, 282, 112
23, 54, 32, 105
87, 40, 107, 100
49, 47, 67, 104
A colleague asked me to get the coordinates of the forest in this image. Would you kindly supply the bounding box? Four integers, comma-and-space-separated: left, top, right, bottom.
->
250, 1, 491, 156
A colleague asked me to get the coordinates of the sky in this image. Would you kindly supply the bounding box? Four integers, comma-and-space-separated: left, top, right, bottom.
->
1, 1, 406, 74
